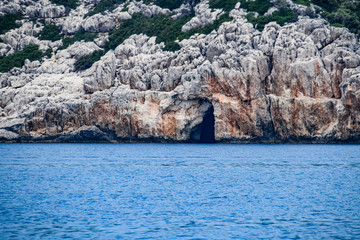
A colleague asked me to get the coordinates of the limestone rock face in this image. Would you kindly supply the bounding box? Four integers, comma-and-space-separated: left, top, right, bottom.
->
126, 1, 171, 17
62, 15, 84, 35
25, 0, 65, 18
1, 22, 42, 53
0, 0, 359, 143
82, 50, 117, 93
181, 2, 223, 32
82, 14, 116, 33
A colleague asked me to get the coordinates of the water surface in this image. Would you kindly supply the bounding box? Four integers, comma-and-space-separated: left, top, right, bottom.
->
0, 144, 359, 239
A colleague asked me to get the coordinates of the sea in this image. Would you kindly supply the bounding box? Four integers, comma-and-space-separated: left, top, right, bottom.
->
0, 144, 359, 239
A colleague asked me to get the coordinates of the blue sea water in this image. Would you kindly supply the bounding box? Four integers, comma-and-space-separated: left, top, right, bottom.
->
0, 144, 359, 239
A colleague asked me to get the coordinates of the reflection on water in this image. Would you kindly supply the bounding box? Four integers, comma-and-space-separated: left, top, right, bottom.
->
0, 144, 359, 239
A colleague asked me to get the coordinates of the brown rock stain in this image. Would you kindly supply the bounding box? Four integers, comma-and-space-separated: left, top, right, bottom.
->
148, 97, 160, 113
208, 76, 235, 97
162, 112, 177, 137
316, 60, 321, 74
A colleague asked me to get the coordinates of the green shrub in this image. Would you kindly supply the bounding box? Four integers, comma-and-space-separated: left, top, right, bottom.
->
246, 7, 298, 31
209, 0, 273, 15
306, 0, 360, 35
0, 44, 45, 73
50, 0, 79, 9
59, 29, 97, 50
0, 14, 22, 34
211, 0, 298, 32
209, 0, 240, 12
311, 0, 339, 12
45, 48, 53, 58
74, 50, 105, 71
149, 14, 194, 51
86, 0, 126, 17
141, 0, 201, 9
106, 13, 193, 51
142, 0, 184, 10
82, 0, 236, 69
178, 13, 233, 40
331, 22, 345, 28
38, 24, 63, 41
323, 0, 360, 35
240, 0, 274, 15
122, 2, 130, 12
294, 0, 311, 7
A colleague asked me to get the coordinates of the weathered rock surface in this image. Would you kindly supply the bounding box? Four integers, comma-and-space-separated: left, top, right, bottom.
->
82, 13, 117, 33
1, 22, 42, 54
0, 0, 359, 143
26, 0, 66, 18
126, 1, 171, 17
181, 1, 223, 32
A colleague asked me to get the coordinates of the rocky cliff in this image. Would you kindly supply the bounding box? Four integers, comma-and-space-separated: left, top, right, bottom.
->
0, 0, 359, 143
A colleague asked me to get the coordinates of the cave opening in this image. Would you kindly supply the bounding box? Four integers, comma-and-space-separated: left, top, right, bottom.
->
199, 104, 215, 143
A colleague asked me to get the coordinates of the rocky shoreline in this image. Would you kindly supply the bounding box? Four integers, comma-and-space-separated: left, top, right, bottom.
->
0, 0, 359, 143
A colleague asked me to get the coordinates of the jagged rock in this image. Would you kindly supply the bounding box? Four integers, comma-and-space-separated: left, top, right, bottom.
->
93, 33, 109, 48
0, 1, 359, 143
290, 1, 316, 16
229, 7, 247, 20
113, 34, 179, 91
172, 3, 193, 19
182, 2, 223, 32
57, 41, 100, 60
82, 13, 116, 33
83, 50, 117, 93
126, 1, 171, 17
264, 7, 278, 16
1, 21, 42, 52
61, 4, 90, 35
0, 43, 12, 57
62, 15, 83, 34
0, 2, 23, 15
113, 11, 132, 22
36, 41, 100, 74
25, 0, 65, 18
0, 129, 19, 140
40, 4, 65, 18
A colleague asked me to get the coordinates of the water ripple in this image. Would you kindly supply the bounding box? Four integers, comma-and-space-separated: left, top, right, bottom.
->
0, 144, 359, 239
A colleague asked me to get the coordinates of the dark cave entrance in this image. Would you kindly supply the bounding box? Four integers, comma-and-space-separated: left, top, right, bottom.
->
199, 104, 215, 143
189, 103, 215, 143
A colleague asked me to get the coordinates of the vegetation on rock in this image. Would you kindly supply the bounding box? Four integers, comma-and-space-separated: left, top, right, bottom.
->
293, 0, 311, 6
77, 0, 236, 71
210, 0, 298, 31
317, 0, 360, 35
209, 0, 240, 12
179, 13, 233, 39
239, 0, 274, 15
141, 0, 201, 10
209, 0, 296, 32
45, 48, 53, 58
0, 44, 45, 72
142, 0, 184, 10
38, 24, 63, 41
86, 0, 126, 17
59, 29, 97, 50
50, 0, 79, 9
0, 14, 22, 34
74, 50, 104, 71
246, 7, 298, 31
106, 13, 193, 51
73, 0, 359, 71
